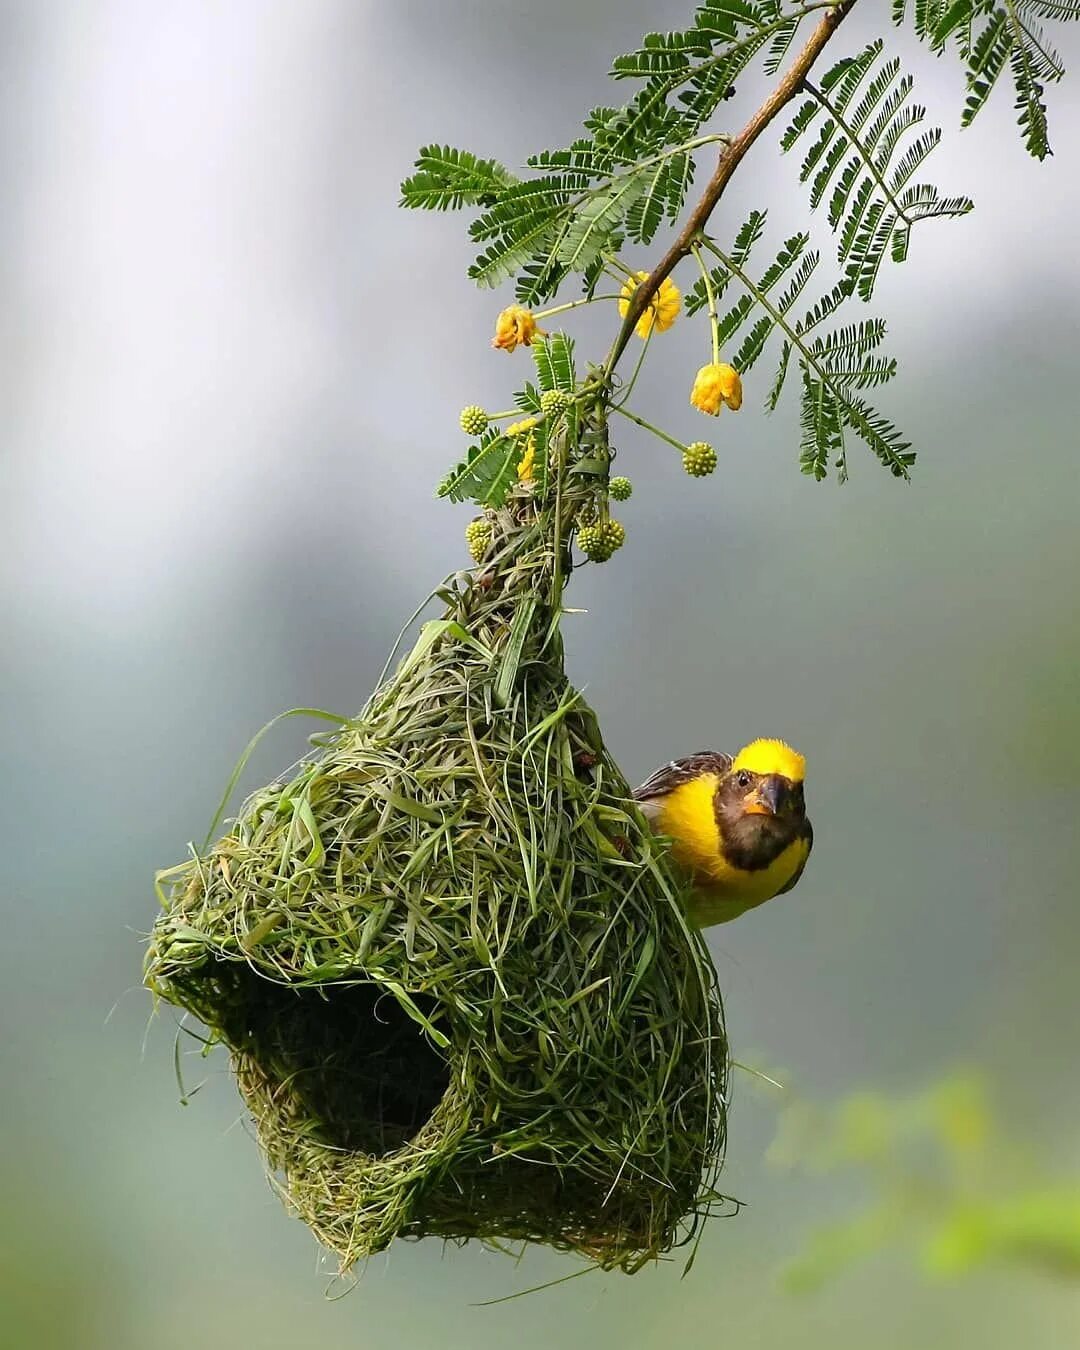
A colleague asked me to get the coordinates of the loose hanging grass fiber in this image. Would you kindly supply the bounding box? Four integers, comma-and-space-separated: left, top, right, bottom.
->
145, 485, 729, 1272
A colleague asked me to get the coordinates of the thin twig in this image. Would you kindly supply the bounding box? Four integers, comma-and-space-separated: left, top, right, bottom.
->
604, 0, 856, 376
611, 403, 686, 452
691, 242, 721, 364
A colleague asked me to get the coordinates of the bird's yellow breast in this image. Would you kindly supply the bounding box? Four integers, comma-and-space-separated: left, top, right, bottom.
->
653, 774, 725, 878
654, 774, 810, 926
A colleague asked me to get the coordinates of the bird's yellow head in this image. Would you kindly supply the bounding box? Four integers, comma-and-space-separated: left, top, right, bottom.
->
724, 739, 807, 821
731, 738, 806, 783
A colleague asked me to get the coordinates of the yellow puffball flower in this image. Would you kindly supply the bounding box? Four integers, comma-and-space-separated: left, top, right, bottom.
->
618, 271, 681, 339
690, 362, 743, 416
506, 417, 538, 438
492, 305, 541, 352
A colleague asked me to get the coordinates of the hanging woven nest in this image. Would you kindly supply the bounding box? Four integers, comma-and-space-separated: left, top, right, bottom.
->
145, 383, 729, 1273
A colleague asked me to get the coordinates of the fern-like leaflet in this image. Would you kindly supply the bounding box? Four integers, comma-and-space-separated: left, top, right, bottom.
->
399, 146, 518, 210
689, 212, 909, 481
400, 1, 843, 302
782, 41, 973, 299
896, 0, 1080, 159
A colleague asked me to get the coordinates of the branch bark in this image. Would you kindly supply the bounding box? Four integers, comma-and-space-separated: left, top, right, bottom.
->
605, 0, 856, 376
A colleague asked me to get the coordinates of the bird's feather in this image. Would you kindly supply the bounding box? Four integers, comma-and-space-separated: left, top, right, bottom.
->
776, 819, 813, 895
633, 751, 732, 803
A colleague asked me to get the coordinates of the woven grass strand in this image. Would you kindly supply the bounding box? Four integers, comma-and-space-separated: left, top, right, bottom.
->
145, 458, 730, 1273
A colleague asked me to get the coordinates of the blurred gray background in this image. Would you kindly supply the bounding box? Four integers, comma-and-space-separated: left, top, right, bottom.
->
2, 3, 1078, 1347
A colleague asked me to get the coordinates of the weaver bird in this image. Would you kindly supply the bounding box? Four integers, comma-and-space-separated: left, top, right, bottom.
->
634, 739, 812, 927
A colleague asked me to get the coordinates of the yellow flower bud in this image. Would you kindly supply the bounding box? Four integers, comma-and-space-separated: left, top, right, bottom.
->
517, 440, 537, 483
618, 272, 681, 340
690, 362, 743, 416
505, 418, 538, 483
492, 305, 541, 352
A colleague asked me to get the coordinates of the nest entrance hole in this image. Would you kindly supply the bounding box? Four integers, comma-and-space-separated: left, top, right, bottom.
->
217, 969, 450, 1156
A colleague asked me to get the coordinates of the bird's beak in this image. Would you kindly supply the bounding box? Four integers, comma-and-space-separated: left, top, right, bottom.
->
743, 776, 782, 816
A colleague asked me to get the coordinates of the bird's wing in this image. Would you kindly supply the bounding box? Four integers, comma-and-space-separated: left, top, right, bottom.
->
633, 751, 732, 801
777, 818, 814, 895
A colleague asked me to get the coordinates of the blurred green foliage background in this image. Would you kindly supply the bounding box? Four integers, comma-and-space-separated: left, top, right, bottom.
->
1, 3, 1078, 1347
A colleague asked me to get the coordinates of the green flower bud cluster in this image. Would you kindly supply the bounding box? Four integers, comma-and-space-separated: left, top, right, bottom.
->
539, 389, 571, 417
465, 517, 493, 563
459, 405, 489, 436
682, 441, 717, 477
609, 476, 633, 501
577, 518, 626, 562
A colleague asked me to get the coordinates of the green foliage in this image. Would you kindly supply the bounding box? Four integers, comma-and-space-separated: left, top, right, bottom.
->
895, 0, 1080, 159
928, 1189, 1080, 1277
400, 1, 839, 302
404, 0, 1072, 494
398, 145, 517, 210
626, 152, 696, 244
532, 331, 577, 396
689, 211, 908, 481
782, 41, 974, 298
556, 175, 647, 272
684, 209, 768, 309
437, 428, 518, 506
438, 336, 578, 508
763, 1069, 1080, 1290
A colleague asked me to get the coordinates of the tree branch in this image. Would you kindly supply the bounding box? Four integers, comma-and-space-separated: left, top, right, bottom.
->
604, 0, 856, 376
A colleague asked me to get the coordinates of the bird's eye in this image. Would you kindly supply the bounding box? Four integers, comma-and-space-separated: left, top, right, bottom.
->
736, 770, 752, 788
